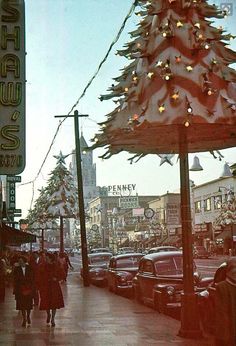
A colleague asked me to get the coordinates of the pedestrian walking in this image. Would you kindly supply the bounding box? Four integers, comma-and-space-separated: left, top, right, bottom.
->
13, 255, 34, 327
38, 252, 64, 327
0, 253, 7, 302
29, 252, 41, 306
214, 258, 236, 346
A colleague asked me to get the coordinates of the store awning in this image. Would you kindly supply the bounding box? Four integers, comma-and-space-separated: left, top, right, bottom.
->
0, 223, 37, 246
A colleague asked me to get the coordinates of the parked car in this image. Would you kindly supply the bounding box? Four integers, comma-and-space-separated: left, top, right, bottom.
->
107, 253, 143, 294
147, 246, 179, 254
90, 247, 111, 254
198, 261, 227, 334
80, 252, 113, 286
193, 246, 209, 259
133, 251, 213, 313
117, 247, 135, 254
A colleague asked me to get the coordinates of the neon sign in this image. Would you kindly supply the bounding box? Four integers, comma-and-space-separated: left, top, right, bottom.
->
0, 0, 25, 174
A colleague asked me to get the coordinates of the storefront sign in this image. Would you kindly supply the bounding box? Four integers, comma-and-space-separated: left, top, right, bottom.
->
0, 0, 25, 174
101, 184, 136, 196
166, 203, 180, 225
119, 196, 139, 209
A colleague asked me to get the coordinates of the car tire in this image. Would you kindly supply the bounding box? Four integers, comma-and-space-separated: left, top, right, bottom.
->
154, 291, 166, 313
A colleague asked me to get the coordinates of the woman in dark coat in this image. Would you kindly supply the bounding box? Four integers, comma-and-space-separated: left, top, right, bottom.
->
215, 258, 236, 346
38, 252, 64, 327
0, 255, 6, 302
13, 256, 34, 327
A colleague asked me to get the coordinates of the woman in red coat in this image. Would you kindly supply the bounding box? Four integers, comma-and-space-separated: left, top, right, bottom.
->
38, 252, 64, 327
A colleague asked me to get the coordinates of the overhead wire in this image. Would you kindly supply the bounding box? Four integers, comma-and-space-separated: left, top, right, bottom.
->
19, 0, 139, 211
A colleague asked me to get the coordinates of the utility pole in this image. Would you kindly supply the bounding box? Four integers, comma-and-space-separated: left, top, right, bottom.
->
55, 110, 90, 286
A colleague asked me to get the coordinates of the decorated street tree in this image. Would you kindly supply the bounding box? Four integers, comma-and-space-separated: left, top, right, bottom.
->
27, 152, 78, 252
45, 151, 79, 253
91, 0, 236, 338
46, 152, 78, 218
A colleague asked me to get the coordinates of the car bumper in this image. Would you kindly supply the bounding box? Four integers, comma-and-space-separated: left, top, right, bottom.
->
117, 282, 133, 290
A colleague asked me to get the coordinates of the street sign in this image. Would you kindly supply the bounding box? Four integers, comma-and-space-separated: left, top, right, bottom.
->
6, 175, 22, 183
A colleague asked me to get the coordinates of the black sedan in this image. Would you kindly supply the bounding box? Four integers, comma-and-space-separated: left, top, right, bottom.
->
80, 252, 113, 286
132, 251, 213, 313
107, 253, 143, 295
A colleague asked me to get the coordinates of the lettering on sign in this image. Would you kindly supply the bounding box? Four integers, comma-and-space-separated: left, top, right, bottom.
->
105, 184, 136, 196
119, 196, 139, 209
166, 203, 181, 225
0, 0, 25, 174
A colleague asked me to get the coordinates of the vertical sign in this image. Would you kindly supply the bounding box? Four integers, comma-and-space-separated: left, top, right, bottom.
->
0, 0, 25, 174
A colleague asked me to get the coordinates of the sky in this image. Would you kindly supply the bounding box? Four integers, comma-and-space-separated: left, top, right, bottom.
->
12, 0, 236, 219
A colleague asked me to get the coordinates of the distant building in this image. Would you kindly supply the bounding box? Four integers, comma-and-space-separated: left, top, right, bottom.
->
70, 133, 99, 208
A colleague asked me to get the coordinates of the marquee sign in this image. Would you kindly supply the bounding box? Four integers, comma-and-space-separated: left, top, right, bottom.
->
0, 0, 25, 174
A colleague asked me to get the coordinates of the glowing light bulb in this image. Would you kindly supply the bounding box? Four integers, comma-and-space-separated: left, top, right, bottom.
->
186, 65, 193, 72
162, 32, 167, 37
205, 44, 210, 49
171, 92, 179, 100
184, 120, 190, 127
156, 60, 163, 67
147, 72, 154, 78
187, 107, 192, 113
176, 21, 183, 28
124, 87, 129, 92
159, 104, 165, 113
165, 75, 170, 80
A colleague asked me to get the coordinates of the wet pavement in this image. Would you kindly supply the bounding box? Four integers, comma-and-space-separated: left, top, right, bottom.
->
0, 269, 215, 345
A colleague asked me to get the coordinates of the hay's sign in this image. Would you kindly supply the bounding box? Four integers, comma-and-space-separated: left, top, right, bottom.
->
0, 0, 25, 174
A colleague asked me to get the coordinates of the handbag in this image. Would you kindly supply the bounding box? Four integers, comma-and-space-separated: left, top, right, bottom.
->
20, 284, 32, 296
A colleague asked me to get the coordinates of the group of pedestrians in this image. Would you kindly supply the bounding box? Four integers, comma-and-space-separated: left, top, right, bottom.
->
0, 249, 73, 327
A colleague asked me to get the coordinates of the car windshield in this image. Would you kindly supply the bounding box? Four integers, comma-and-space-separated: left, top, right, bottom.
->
116, 256, 142, 268
89, 255, 111, 264
154, 256, 184, 275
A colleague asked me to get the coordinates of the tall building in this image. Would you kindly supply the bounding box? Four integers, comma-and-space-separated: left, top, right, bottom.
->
70, 133, 98, 208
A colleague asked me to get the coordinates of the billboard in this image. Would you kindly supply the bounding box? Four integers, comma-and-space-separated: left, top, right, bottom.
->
0, 0, 25, 174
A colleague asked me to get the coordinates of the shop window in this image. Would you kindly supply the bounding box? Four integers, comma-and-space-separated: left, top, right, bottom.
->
204, 198, 211, 211
195, 201, 201, 213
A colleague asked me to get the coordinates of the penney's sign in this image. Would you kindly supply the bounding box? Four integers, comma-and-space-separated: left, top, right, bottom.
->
101, 184, 136, 196
0, 0, 25, 174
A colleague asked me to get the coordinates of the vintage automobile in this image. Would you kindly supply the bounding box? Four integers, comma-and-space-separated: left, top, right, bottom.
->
198, 261, 227, 334
107, 253, 143, 294
147, 246, 179, 254
117, 247, 135, 254
80, 252, 113, 286
193, 246, 209, 259
133, 251, 213, 312
90, 248, 111, 254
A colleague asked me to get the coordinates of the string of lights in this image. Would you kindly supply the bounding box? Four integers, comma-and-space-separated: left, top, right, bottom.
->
19, 0, 139, 211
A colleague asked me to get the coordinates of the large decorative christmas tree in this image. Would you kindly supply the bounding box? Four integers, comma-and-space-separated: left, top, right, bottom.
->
93, 0, 236, 157
90, 0, 236, 338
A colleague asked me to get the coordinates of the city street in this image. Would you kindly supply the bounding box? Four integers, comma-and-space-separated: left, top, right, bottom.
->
0, 254, 216, 346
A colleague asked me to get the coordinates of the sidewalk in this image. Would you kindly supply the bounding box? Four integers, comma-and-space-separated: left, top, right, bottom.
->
0, 271, 215, 346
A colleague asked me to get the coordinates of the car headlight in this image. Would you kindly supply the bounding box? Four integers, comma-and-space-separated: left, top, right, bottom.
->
166, 286, 175, 296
